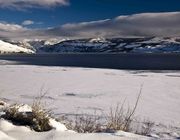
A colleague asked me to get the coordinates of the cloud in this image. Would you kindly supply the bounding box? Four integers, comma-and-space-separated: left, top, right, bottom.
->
0, 22, 29, 40
45, 12, 180, 38
0, 12, 180, 40
0, 22, 26, 31
22, 20, 34, 26
0, 0, 69, 10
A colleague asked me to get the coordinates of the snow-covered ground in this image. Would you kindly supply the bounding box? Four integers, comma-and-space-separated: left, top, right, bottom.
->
0, 118, 151, 140
0, 61, 180, 139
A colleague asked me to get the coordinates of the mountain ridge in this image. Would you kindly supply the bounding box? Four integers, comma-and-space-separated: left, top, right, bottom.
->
1, 37, 180, 54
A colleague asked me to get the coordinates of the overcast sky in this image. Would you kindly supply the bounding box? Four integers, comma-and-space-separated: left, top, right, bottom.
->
0, 0, 180, 40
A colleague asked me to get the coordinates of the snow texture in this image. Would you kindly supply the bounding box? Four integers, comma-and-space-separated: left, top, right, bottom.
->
0, 63, 180, 139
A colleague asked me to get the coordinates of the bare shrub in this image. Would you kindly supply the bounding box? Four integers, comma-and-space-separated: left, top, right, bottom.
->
31, 103, 52, 131
74, 114, 102, 133
61, 111, 104, 133
137, 119, 155, 136
105, 84, 143, 132
105, 102, 132, 132
30, 89, 53, 131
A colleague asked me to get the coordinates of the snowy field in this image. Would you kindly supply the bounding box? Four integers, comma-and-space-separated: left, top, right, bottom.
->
0, 118, 151, 140
0, 61, 180, 139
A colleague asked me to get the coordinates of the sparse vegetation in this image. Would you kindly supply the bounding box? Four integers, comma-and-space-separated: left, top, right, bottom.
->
2, 103, 53, 132
64, 113, 103, 133
105, 85, 143, 132
105, 102, 133, 132
136, 119, 155, 136
0, 84, 155, 136
1, 90, 53, 132
59, 85, 145, 134
31, 89, 53, 131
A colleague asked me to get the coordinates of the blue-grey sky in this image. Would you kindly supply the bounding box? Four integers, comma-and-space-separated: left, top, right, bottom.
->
0, 0, 180, 40
0, 0, 180, 28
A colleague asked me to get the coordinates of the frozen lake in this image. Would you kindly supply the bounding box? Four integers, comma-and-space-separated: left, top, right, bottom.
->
0, 56, 180, 139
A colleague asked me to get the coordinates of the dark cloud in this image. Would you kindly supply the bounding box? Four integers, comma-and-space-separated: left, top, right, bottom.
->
0, 12, 180, 40
0, 0, 69, 10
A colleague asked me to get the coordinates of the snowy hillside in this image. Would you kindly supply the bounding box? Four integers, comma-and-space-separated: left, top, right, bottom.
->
0, 40, 35, 54
4, 37, 180, 54
12, 37, 180, 53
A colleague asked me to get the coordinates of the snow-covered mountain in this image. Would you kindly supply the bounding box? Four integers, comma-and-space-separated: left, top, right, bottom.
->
4, 37, 180, 53
0, 40, 35, 54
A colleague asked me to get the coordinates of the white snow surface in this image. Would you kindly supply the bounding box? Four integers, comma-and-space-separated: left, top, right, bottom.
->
0, 118, 151, 140
49, 118, 68, 131
89, 37, 108, 43
13, 104, 32, 113
0, 40, 34, 54
44, 38, 69, 45
0, 63, 180, 139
